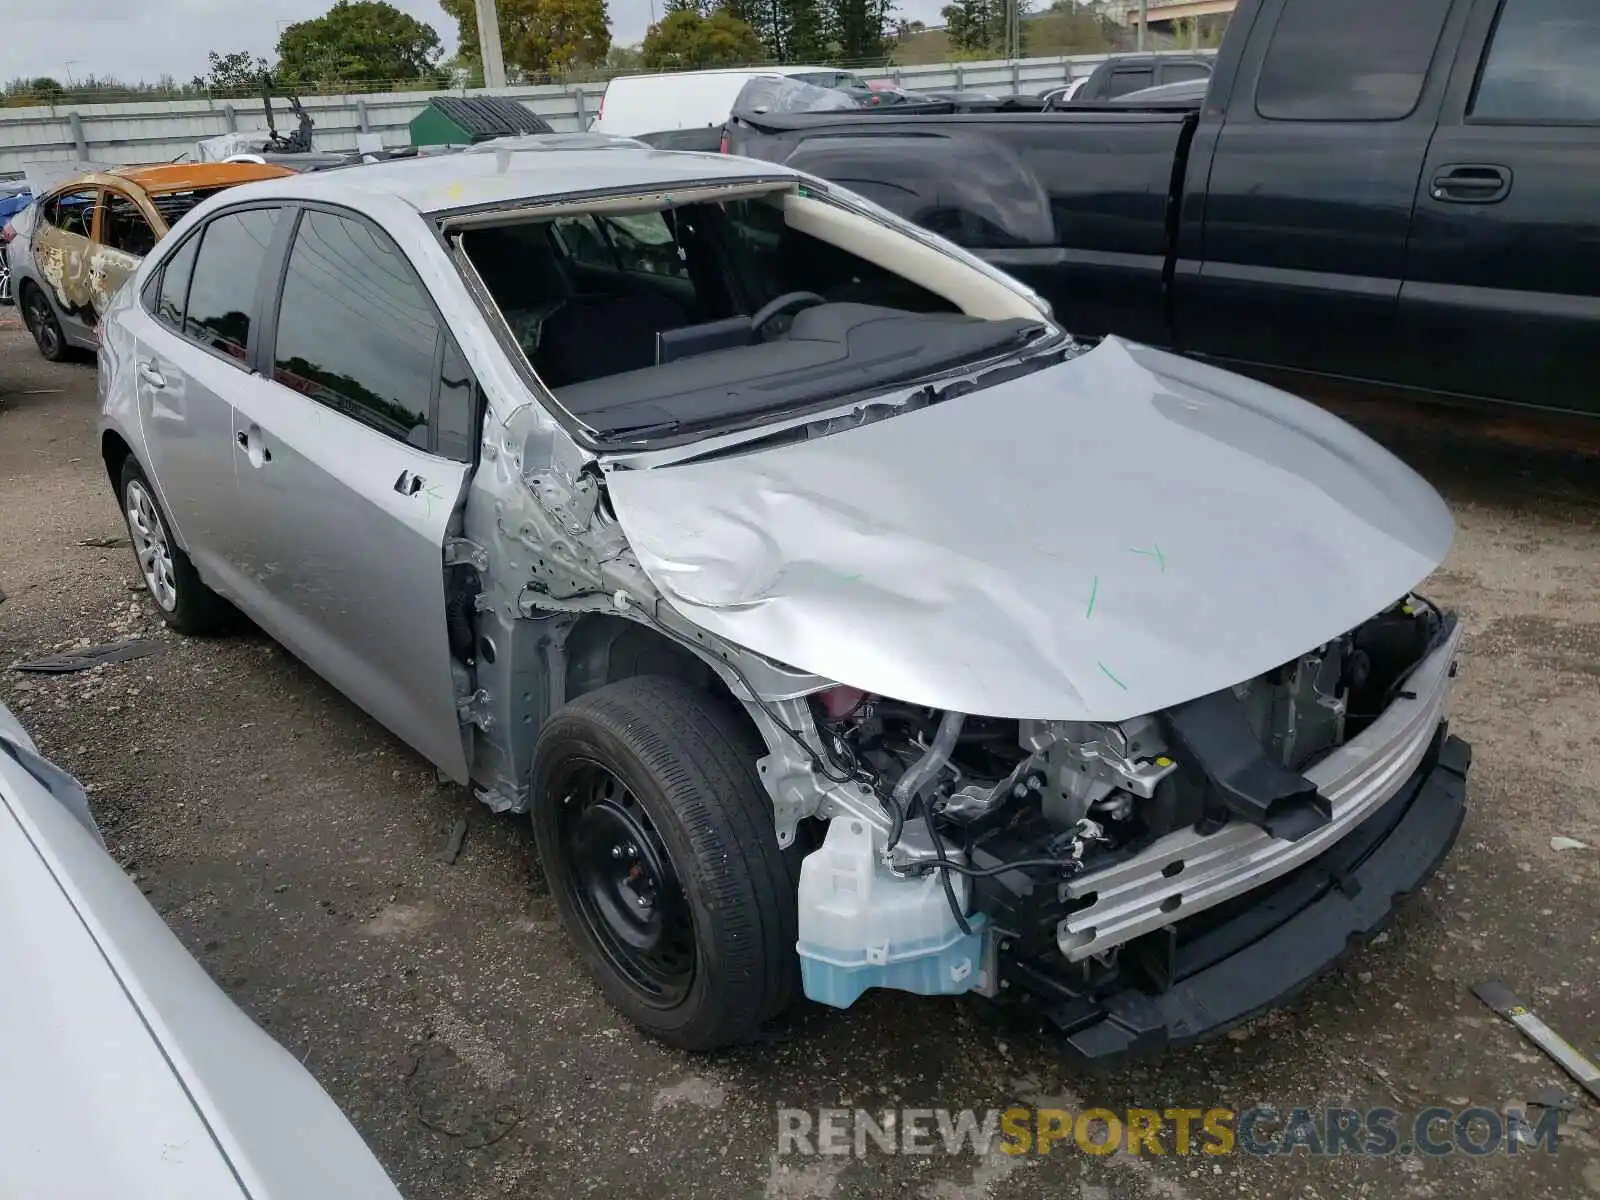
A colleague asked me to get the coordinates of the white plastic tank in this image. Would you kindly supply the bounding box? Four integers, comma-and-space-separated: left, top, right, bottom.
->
796, 816, 988, 1008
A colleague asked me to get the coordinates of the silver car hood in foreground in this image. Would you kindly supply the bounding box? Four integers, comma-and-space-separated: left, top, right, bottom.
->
0, 703, 401, 1200
605, 337, 1454, 721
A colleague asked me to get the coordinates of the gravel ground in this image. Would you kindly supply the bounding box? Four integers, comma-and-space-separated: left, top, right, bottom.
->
2, 315, 1597, 1200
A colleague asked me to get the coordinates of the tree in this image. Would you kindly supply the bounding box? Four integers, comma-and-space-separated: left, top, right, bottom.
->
277, 1, 443, 86
942, 0, 1000, 53
727, 0, 822, 60
823, 0, 892, 60
193, 50, 272, 94
605, 42, 646, 72
441, 0, 612, 77
642, 8, 765, 69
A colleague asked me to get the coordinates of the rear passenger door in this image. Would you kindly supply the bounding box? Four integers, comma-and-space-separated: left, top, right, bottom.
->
231, 205, 475, 780
32, 187, 101, 336
1396, 0, 1600, 414
1177, 0, 1470, 384
133, 206, 286, 596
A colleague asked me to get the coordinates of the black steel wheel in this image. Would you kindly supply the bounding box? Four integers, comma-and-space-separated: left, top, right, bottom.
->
532, 675, 799, 1050
555, 759, 697, 1007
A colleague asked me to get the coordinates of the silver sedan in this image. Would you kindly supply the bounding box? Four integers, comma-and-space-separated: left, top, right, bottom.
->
97, 135, 1469, 1060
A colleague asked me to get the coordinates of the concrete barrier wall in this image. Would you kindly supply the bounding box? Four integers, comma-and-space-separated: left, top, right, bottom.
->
0, 52, 1211, 176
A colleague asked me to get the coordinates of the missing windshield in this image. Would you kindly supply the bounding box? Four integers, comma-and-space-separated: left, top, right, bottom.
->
456, 188, 1047, 442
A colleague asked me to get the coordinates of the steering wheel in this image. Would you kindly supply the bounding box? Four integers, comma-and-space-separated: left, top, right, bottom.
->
750, 291, 826, 339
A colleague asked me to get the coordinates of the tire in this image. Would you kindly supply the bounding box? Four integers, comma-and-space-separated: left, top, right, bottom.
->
532, 676, 799, 1050
20, 283, 68, 362
118, 457, 231, 635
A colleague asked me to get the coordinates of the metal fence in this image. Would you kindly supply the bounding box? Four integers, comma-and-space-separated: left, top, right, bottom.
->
0, 52, 1212, 177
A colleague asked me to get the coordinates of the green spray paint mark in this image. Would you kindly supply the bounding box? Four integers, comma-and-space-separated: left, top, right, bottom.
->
1085, 574, 1099, 619
1098, 661, 1128, 690
1129, 543, 1167, 573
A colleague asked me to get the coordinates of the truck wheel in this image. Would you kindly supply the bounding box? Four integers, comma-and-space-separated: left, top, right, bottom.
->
532, 676, 798, 1050
119, 458, 231, 635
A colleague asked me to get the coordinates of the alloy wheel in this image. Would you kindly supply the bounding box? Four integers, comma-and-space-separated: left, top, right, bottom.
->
125, 479, 178, 612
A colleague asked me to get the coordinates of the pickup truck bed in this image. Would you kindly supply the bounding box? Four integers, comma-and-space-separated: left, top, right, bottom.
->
733, 107, 1195, 349
729, 0, 1600, 419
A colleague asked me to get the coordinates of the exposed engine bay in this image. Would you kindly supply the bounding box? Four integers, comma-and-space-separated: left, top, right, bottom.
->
815, 596, 1447, 868
791, 596, 1455, 1010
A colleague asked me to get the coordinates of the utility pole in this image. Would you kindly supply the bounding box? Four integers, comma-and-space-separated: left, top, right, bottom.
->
474, 0, 508, 89
1137, 0, 1148, 51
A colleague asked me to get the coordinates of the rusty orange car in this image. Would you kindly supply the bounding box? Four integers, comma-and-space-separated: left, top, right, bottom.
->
12, 162, 293, 361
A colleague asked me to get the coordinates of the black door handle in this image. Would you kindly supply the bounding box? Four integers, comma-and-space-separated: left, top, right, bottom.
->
1430, 164, 1512, 204
394, 469, 424, 496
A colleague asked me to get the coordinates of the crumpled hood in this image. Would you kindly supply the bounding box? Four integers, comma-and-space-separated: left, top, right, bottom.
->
603, 337, 1454, 721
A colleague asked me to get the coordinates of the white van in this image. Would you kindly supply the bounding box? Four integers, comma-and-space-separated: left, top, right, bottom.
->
591, 66, 871, 138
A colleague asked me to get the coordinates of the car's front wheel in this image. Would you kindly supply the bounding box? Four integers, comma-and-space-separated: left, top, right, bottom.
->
20, 284, 67, 362
119, 458, 231, 635
532, 676, 798, 1050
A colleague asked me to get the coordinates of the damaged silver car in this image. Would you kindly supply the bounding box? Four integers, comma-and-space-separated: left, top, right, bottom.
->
97, 135, 1470, 1060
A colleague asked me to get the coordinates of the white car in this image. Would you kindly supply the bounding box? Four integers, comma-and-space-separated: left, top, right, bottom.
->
0, 699, 401, 1199
591, 65, 869, 138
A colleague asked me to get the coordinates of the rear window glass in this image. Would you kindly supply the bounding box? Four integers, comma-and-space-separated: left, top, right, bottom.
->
1256, 0, 1454, 121
102, 193, 157, 257
154, 236, 199, 330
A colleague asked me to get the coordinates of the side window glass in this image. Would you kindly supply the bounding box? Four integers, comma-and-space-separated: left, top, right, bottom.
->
102, 193, 158, 257
184, 208, 280, 362
1106, 69, 1155, 97
1256, 0, 1454, 121
273, 210, 440, 448
436, 337, 477, 462
153, 236, 200, 331
1165, 63, 1211, 84
1471, 0, 1600, 123
45, 189, 98, 237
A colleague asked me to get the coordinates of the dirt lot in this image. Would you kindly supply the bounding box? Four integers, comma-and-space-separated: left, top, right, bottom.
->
2, 316, 1597, 1200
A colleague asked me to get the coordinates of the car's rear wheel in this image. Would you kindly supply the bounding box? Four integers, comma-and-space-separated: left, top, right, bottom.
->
20, 284, 67, 362
119, 458, 231, 635
532, 676, 798, 1050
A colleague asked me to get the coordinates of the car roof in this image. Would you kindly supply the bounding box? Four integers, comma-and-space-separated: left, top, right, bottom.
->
222, 134, 800, 216
105, 162, 297, 195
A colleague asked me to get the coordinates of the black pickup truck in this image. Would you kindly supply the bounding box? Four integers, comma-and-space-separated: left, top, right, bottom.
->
728, 0, 1600, 417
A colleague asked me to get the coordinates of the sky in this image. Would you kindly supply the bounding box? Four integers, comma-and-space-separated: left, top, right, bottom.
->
2, 0, 952, 87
